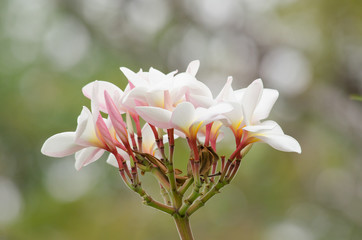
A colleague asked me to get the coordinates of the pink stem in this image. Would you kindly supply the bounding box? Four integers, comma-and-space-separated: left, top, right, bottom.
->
131, 113, 142, 151
204, 123, 213, 147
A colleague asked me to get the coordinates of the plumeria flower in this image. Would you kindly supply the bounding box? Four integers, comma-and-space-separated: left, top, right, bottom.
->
41, 84, 118, 170
136, 102, 230, 140
220, 78, 301, 154
239, 79, 301, 153
83, 81, 145, 142
82, 80, 124, 114
120, 66, 177, 110
120, 60, 213, 111
216, 77, 279, 142
136, 101, 232, 164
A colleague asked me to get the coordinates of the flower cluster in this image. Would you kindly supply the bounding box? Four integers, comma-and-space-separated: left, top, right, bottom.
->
41, 60, 300, 238
42, 60, 300, 168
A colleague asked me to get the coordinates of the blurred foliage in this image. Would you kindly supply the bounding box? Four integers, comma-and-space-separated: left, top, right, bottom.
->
1, 0, 362, 239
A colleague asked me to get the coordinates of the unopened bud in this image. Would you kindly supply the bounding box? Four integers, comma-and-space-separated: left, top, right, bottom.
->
240, 144, 252, 157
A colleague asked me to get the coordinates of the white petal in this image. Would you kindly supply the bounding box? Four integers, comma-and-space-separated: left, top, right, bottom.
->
256, 134, 301, 153
174, 73, 212, 98
170, 102, 195, 133
82, 81, 123, 113
243, 120, 277, 132
186, 60, 200, 76
220, 102, 243, 128
145, 90, 164, 108
215, 76, 236, 102
187, 80, 213, 98
151, 77, 174, 91
74, 107, 99, 147
262, 121, 284, 134
106, 153, 118, 168
91, 81, 100, 123
136, 106, 172, 129
75, 147, 105, 170
233, 89, 245, 103
174, 129, 186, 139
166, 70, 178, 78
141, 123, 156, 154
215, 131, 225, 143
122, 87, 148, 109
187, 94, 214, 108
253, 89, 279, 122
41, 132, 84, 157
106, 148, 130, 168
208, 102, 234, 115
194, 103, 232, 125
120, 67, 147, 87
148, 67, 168, 85
242, 79, 263, 124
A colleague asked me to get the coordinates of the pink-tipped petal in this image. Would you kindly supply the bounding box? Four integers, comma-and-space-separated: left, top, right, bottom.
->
242, 79, 263, 124
135, 106, 172, 129
75, 147, 105, 170
96, 114, 115, 151
82, 81, 123, 113
186, 60, 200, 76
104, 91, 128, 143
41, 132, 84, 157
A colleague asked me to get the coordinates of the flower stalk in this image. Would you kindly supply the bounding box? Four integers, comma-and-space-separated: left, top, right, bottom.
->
173, 215, 194, 240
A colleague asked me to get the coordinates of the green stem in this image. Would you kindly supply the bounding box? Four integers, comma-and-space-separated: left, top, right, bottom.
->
179, 177, 194, 195
165, 161, 182, 208
151, 167, 171, 191
186, 180, 227, 216
132, 185, 175, 215
173, 215, 194, 240
178, 181, 202, 216
160, 184, 172, 205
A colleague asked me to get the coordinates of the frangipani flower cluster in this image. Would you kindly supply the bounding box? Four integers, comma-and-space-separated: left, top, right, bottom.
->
41, 60, 301, 240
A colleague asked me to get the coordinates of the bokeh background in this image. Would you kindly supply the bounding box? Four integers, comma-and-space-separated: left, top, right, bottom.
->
1, 0, 362, 239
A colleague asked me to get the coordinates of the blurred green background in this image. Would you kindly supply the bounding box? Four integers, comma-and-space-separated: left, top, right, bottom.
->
1, 0, 362, 239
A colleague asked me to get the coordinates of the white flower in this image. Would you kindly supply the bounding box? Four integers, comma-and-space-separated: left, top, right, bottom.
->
219, 78, 301, 153
135, 102, 231, 140
41, 82, 118, 170
120, 60, 213, 112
